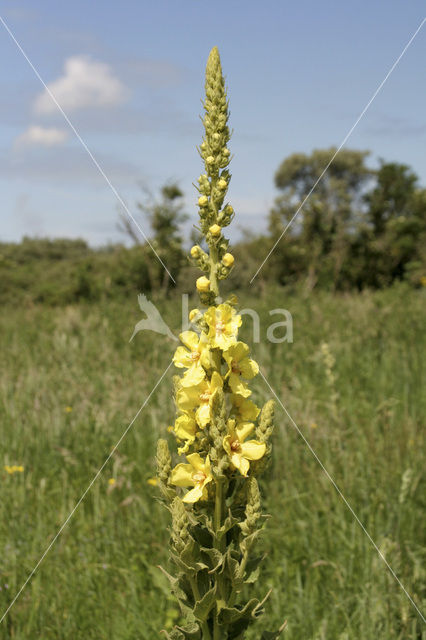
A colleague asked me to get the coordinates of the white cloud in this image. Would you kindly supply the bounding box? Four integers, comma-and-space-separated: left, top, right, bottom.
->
15, 125, 69, 148
34, 55, 128, 115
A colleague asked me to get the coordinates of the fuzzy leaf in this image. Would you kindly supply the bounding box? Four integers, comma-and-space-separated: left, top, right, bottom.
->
218, 598, 260, 624
160, 629, 184, 640
175, 621, 201, 639
240, 529, 261, 553
201, 547, 225, 573
193, 585, 217, 622
216, 512, 238, 541
242, 554, 264, 583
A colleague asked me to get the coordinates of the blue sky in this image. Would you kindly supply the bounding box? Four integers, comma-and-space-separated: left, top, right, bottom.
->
0, 1, 425, 246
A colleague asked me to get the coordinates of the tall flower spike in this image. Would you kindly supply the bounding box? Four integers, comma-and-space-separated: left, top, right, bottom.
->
155, 48, 284, 639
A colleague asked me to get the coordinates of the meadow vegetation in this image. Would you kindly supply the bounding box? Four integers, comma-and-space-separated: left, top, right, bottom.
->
0, 284, 424, 638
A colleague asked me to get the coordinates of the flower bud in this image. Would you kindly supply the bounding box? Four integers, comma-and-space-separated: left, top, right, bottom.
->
206, 155, 215, 165
218, 178, 227, 190
190, 245, 201, 258
198, 195, 208, 207
196, 276, 210, 292
189, 308, 201, 322
209, 224, 221, 237
223, 148, 230, 157
225, 204, 233, 215
222, 253, 234, 267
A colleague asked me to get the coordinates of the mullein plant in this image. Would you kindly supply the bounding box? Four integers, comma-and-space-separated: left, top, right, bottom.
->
157, 47, 285, 640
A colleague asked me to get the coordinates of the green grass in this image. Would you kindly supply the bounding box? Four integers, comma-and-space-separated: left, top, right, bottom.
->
0, 284, 425, 639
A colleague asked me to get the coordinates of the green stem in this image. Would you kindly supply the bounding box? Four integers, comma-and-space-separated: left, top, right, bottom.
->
213, 480, 225, 640
190, 575, 212, 640
209, 244, 219, 298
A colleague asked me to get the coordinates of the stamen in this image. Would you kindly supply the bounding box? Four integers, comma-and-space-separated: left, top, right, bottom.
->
230, 439, 241, 452
192, 471, 206, 483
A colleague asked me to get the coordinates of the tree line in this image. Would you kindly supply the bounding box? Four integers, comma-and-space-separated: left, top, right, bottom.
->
1, 147, 425, 304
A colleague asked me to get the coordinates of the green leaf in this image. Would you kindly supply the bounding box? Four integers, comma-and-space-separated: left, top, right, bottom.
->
160, 629, 184, 640
252, 588, 272, 619
193, 584, 217, 622
175, 621, 201, 639
243, 554, 264, 584
218, 598, 260, 624
201, 547, 224, 573
216, 512, 238, 542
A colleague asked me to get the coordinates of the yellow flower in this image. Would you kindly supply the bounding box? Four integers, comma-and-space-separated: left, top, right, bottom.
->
196, 276, 210, 292
231, 394, 260, 422
218, 178, 227, 190
189, 308, 201, 323
198, 195, 208, 207
224, 342, 259, 397
204, 304, 241, 350
170, 453, 212, 503
173, 331, 211, 387
209, 224, 221, 236
65, 406, 73, 413
222, 253, 234, 267
190, 245, 201, 258
223, 420, 266, 476
4, 465, 24, 475
173, 414, 198, 453
108, 478, 116, 486
176, 372, 223, 427
147, 477, 158, 486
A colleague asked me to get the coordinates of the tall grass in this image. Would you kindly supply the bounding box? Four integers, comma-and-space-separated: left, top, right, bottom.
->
0, 284, 424, 638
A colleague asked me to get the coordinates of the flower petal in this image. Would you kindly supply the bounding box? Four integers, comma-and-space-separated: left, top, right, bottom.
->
235, 422, 255, 442
196, 403, 211, 427
179, 331, 200, 350
239, 358, 259, 379
173, 346, 191, 368
186, 453, 205, 471
229, 374, 251, 397
170, 463, 194, 487
183, 485, 204, 503
240, 440, 266, 461
181, 365, 206, 387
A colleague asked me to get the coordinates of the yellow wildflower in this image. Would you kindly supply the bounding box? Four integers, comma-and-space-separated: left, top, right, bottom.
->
108, 478, 116, 486
209, 224, 221, 236
173, 331, 210, 387
170, 453, 212, 503
204, 303, 241, 350
190, 245, 201, 258
65, 406, 73, 413
196, 276, 210, 292
231, 394, 260, 422
4, 465, 24, 475
198, 195, 208, 207
173, 414, 198, 453
176, 371, 223, 427
223, 420, 266, 476
222, 253, 234, 267
189, 308, 201, 323
147, 477, 158, 486
224, 341, 259, 397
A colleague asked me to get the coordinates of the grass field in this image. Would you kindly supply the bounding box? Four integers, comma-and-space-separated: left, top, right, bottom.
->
0, 284, 425, 639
